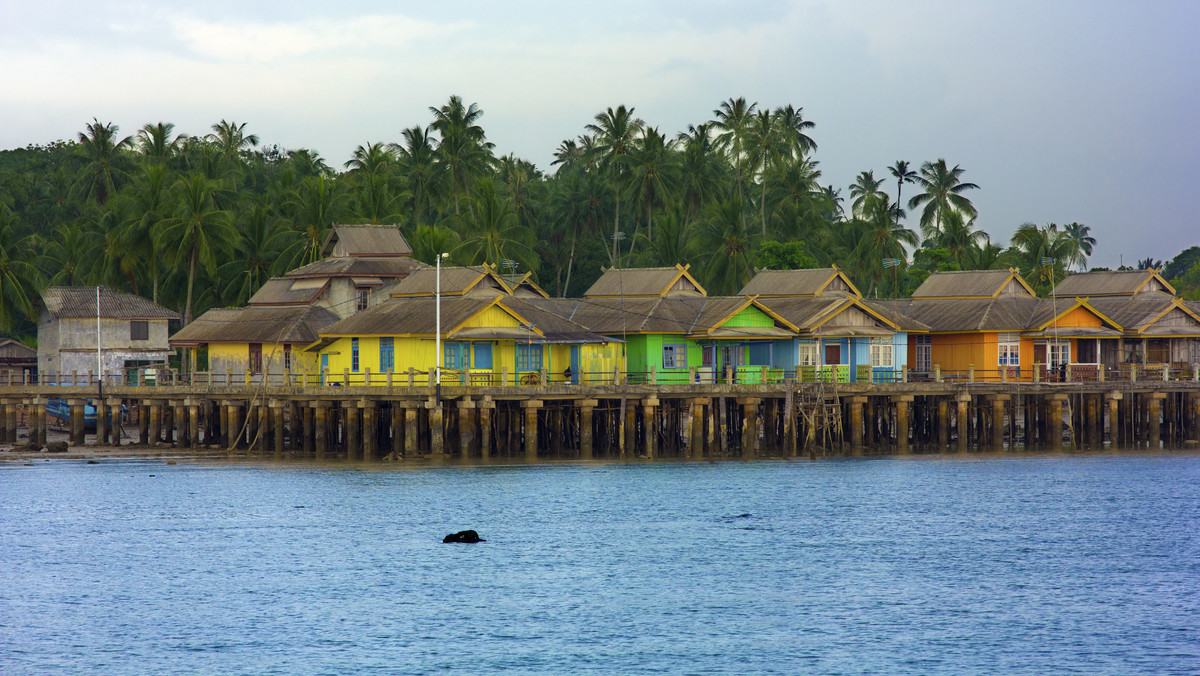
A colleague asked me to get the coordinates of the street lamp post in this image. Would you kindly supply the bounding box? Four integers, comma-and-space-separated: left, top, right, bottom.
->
435, 252, 449, 385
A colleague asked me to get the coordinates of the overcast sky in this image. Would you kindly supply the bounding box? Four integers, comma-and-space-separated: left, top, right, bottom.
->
3, 0, 1197, 267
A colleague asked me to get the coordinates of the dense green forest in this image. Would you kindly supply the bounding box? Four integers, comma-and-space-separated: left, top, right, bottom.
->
1, 95, 1197, 341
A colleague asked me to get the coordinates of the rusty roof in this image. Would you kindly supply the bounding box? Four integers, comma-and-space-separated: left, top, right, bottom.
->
1052, 269, 1176, 297
247, 278, 329, 306
41, 286, 179, 320
320, 224, 412, 257
738, 267, 860, 298
286, 256, 426, 279
583, 264, 706, 298
170, 305, 339, 345
911, 269, 1034, 299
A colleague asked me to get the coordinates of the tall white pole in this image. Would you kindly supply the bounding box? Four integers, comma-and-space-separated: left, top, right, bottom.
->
96, 286, 102, 383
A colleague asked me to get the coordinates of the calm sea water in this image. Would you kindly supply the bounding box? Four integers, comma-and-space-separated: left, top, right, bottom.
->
2, 454, 1198, 675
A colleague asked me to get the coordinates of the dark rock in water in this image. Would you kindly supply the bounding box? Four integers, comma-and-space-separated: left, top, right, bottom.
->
46, 441, 69, 453
443, 530, 485, 543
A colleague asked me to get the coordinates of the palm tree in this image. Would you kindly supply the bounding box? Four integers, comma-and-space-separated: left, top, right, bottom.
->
0, 205, 40, 333
773, 104, 817, 158
155, 173, 236, 325
696, 197, 758, 295
849, 170, 886, 219
39, 221, 98, 287
626, 126, 676, 244
634, 206, 693, 268
74, 119, 134, 206
136, 122, 184, 165
1010, 222, 1076, 291
711, 97, 757, 202
675, 123, 723, 222
1062, 222, 1096, 271
908, 159, 979, 240
454, 178, 535, 269
344, 142, 395, 176
430, 95, 494, 216
208, 120, 259, 162
218, 202, 290, 304
854, 195, 917, 296
1137, 257, 1163, 270
929, 209, 988, 270
282, 175, 346, 269
745, 110, 786, 235
392, 125, 443, 229
585, 105, 643, 265
888, 161, 917, 219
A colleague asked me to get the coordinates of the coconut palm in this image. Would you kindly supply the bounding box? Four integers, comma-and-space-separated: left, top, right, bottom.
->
696, 197, 758, 295
931, 209, 989, 270
745, 110, 786, 235
908, 159, 979, 240
0, 205, 40, 332
711, 97, 758, 206
453, 178, 535, 270
1062, 222, 1095, 271
344, 142, 396, 176
675, 123, 723, 222
218, 202, 290, 304
854, 195, 917, 296
773, 104, 817, 158
282, 175, 346, 269
849, 171, 886, 219
1010, 222, 1076, 291
74, 119, 134, 206
626, 126, 676, 243
153, 173, 236, 325
392, 125, 443, 229
888, 161, 917, 219
136, 122, 184, 165
585, 105, 644, 265
430, 96, 494, 216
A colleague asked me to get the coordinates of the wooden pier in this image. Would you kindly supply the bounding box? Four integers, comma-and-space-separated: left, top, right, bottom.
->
5, 378, 1200, 460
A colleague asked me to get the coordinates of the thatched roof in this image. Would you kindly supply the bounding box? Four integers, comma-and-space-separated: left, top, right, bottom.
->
247, 278, 329, 306
1052, 269, 1176, 297
911, 269, 1034, 299
583, 264, 706, 298
170, 305, 338, 345
286, 256, 425, 279
738, 267, 860, 298
320, 224, 412, 258
42, 287, 179, 320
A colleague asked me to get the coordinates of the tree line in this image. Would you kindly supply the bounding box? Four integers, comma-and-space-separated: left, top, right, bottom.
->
1, 95, 1196, 340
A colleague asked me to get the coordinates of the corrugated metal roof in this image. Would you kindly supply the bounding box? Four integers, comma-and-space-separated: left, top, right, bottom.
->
170, 305, 339, 344
738, 268, 858, 297
859, 300, 931, 332
911, 269, 1030, 299
247, 278, 327, 306
898, 296, 1042, 332
320, 224, 412, 257
1052, 270, 1174, 297
286, 256, 425, 279
583, 265, 705, 297
388, 266, 506, 297
42, 286, 179, 320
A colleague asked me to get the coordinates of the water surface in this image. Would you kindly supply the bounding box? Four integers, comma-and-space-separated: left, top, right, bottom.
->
2, 454, 1198, 674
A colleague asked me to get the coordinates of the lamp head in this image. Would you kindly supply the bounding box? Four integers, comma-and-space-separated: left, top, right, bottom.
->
440, 252, 449, 259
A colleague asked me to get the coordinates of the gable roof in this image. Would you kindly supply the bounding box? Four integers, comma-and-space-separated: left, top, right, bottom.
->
320, 224, 412, 258
760, 296, 901, 336
738, 267, 861, 298
1052, 269, 1176, 297
41, 287, 179, 321
170, 305, 340, 345
898, 295, 1041, 333
247, 277, 330, 306
911, 269, 1035, 299
583, 264, 706, 298
389, 265, 511, 297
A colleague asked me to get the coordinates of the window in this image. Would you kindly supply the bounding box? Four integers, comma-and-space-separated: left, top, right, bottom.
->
998, 332, 1020, 366
473, 342, 493, 369
869, 337, 894, 368
516, 343, 542, 371
379, 337, 394, 372
702, 346, 715, 367
1076, 339, 1098, 364
130, 320, 149, 341
745, 342, 772, 366
355, 288, 371, 312
914, 336, 932, 371
283, 344, 292, 371
249, 343, 263, 374
1048, 341, 1070, 369
798, 341, 819, 366
351, 337, 359, 372
444, 341, 469, 369
662, 343, 687, 369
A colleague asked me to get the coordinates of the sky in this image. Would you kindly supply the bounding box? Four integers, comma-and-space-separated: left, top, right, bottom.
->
2, 0, 1198, 267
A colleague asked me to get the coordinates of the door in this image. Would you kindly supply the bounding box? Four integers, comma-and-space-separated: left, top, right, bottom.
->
824, 343, 841, 365
720, 346, 735, 380
569, 345, 580, 384
320, 353, 329, 384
